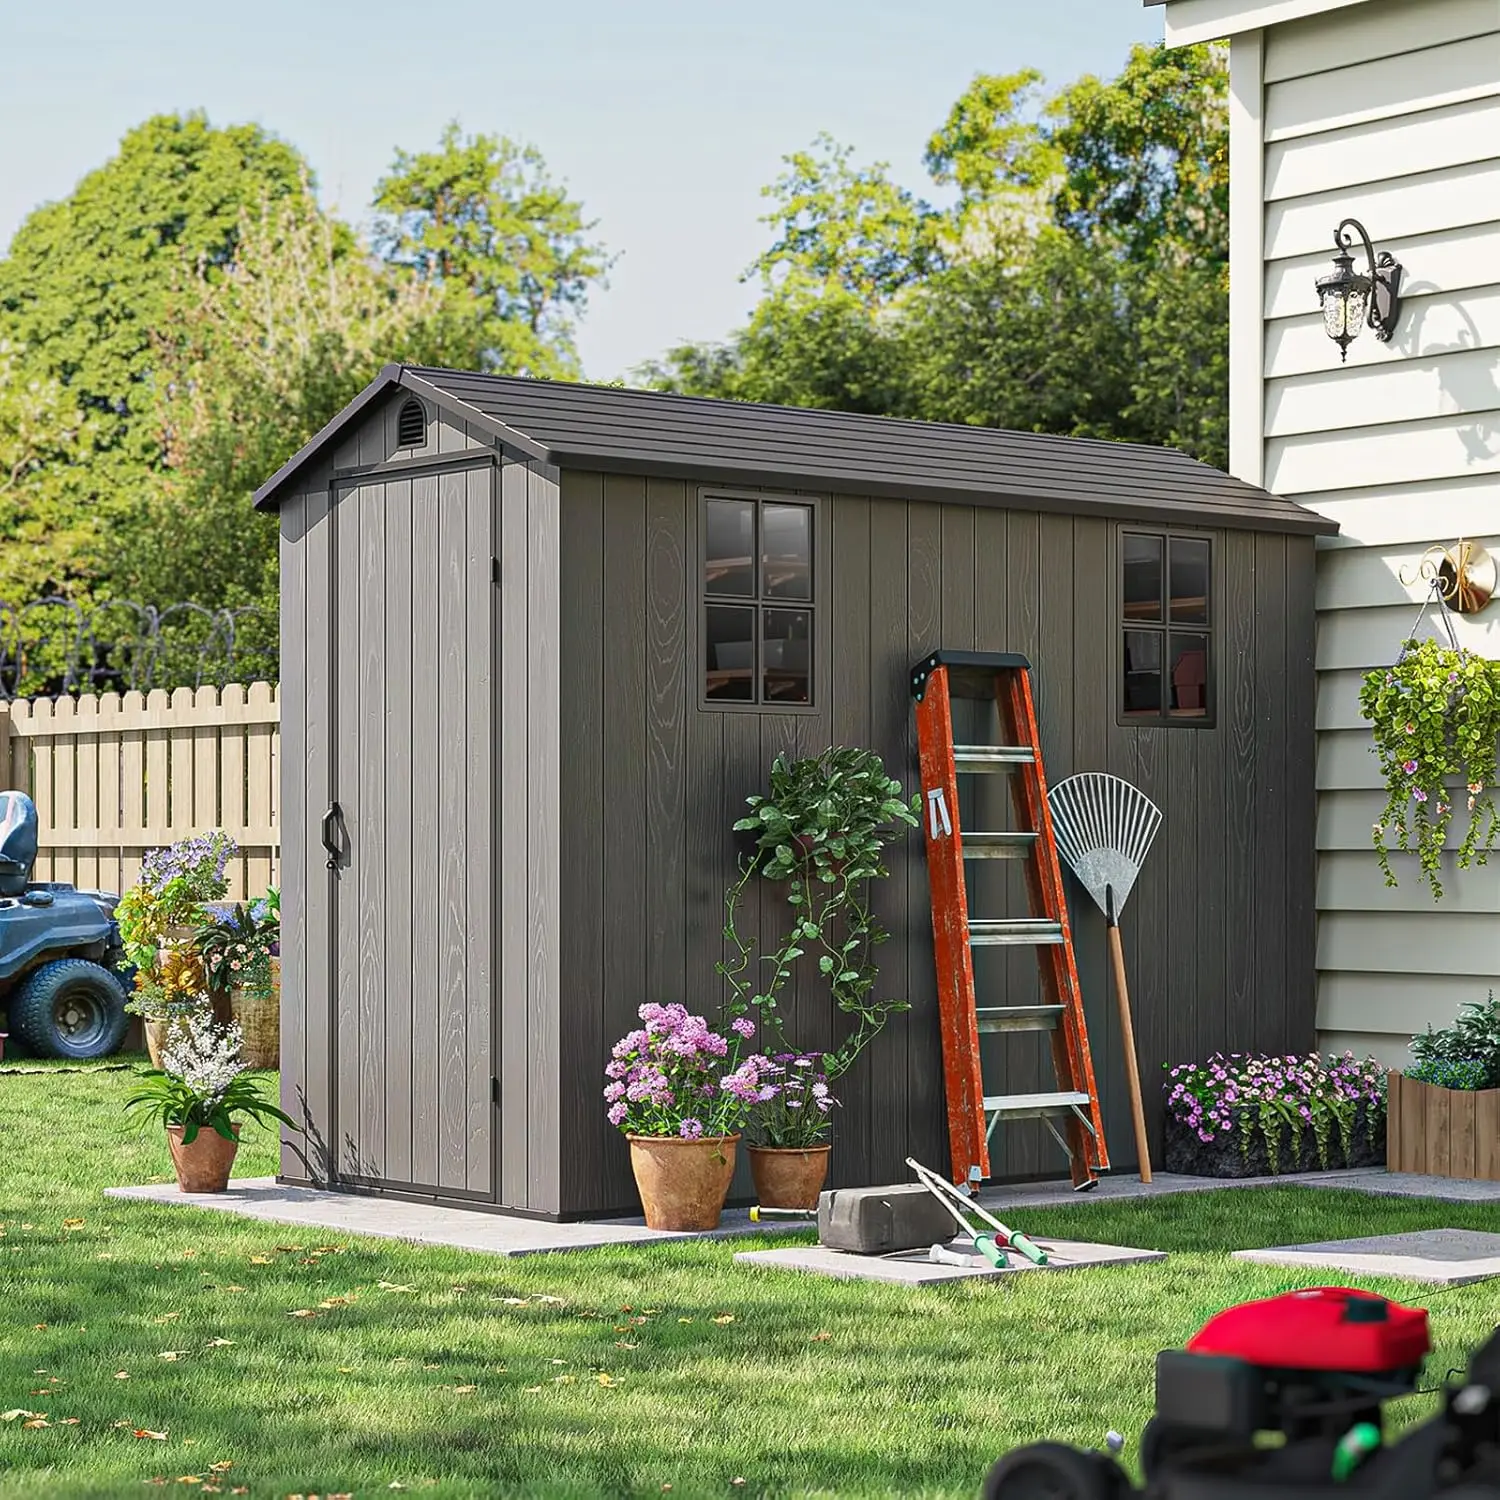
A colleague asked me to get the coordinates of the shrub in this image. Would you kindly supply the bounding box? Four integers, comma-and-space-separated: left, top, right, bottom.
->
1407, 991, 1500, 1090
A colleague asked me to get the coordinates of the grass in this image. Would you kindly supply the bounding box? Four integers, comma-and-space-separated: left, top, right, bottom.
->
2, 1066, 1499, 1499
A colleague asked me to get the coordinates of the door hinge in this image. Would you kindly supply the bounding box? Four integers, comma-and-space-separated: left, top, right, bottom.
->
491, 555, 500, 585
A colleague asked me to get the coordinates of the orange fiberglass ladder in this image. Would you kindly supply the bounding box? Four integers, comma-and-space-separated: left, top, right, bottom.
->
910, 650, 1109, 1192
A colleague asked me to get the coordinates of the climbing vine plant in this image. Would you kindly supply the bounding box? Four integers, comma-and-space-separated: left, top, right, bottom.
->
1358, 636, 1500, 900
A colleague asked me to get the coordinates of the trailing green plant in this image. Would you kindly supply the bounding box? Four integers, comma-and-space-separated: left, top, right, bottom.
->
1359, 637, 1500, 899
1407, 991, 1500, 1090
717, 747, 920, 1084
123, 1013, 298, 1145
1163, 1052, 1387, 1174
113, 831, 238, 970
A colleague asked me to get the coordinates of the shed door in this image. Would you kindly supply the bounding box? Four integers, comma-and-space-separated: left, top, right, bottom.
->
324, 461, 496, 1202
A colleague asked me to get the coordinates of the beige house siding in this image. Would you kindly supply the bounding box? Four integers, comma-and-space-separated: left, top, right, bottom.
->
1176, 0, 1500, 1066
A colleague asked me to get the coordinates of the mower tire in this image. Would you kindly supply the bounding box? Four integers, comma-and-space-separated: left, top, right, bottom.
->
9, 959, 129, 1059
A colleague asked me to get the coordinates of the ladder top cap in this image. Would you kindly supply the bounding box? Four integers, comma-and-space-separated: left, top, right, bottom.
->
910, 650, 1033, 700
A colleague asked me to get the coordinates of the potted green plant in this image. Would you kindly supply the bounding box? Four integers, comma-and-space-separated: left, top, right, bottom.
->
603, 1003, 773, 1230
746, 1050, 839, 1209
1359, 637, 1500, 899
114, 831, 239, 975
124, 1012, 299, 1193
124, 954, 215, 1068
1389, 992, 1500, 1180
193, 894, 279, 1068
717, 747, 918, 1202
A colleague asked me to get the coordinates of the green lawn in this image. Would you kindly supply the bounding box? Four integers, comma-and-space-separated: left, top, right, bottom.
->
2, 1063, 1499, 1499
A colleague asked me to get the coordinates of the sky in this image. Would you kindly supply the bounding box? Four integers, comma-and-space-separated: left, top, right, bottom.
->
1, 1, 1165, 384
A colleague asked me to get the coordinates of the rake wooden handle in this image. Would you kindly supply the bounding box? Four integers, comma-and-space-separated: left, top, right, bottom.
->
1107, 922, 1153, 1184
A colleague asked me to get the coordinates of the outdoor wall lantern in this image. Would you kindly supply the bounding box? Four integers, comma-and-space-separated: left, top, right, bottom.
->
1316, 217, 1404, 362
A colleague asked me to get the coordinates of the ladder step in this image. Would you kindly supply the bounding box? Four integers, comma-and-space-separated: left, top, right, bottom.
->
953, 745, 1035, 772
976, 1004, 1065, 1033
962, 831, 1038, 860
983, 1091, 1094, 1121
968, 919, 1064, 946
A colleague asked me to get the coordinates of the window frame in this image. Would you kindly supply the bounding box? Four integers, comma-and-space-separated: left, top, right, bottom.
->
1115, 525, 1216, 730
697, 486, 822, 714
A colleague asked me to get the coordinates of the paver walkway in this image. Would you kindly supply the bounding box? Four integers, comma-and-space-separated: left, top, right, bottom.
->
105, 1166, 1500, 1257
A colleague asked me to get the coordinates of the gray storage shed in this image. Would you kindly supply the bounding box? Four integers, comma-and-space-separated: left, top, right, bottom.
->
253, 365, 1337, 1221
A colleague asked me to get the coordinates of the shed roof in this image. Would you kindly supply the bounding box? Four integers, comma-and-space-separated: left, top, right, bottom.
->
253, 363, 1337, 536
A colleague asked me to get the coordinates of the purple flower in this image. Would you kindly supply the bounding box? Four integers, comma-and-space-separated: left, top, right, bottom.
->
679, 1118, 704, 1139
731, 1016, 756, 1039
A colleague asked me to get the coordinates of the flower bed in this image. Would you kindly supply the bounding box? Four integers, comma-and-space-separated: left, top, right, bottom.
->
1162, 1052, 1387, 1178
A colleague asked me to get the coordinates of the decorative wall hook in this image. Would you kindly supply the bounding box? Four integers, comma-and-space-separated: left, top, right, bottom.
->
1398, 541, 1496, 615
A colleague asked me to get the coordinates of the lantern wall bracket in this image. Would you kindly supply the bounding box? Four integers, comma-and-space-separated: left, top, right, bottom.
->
1341, 217, 1402, 343
1398, 540, 1495, 615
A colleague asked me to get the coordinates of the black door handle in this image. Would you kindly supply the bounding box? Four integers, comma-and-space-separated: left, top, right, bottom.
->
321, 802, 341, 869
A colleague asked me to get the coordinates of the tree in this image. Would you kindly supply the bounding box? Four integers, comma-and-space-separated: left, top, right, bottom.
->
641, 43, 1230, 470
371, 121, 611, 377
0, 340, 101, 599
0, 112, 310, 461
115, 184, 474, 615
0, 112, 313, 595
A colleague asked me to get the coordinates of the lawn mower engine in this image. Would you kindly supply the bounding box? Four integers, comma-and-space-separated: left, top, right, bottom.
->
982, 1286, 1500, 1500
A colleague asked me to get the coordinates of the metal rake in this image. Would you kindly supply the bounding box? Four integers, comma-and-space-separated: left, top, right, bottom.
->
1046, 772, 1163, 1182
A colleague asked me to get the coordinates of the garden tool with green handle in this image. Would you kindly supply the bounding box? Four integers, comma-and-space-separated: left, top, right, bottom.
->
907, 1156, 1049, 1266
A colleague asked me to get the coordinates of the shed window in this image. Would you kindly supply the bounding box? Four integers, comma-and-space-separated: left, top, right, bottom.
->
703, 495, 814, 706
396, 398, 426, 449
1120, 531, 1211, 726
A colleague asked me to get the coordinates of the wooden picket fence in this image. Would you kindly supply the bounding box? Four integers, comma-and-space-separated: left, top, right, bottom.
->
0, 682, 280, 901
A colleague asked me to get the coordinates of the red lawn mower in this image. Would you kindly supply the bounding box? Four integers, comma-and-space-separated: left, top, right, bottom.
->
983, 1286, 1500, 1499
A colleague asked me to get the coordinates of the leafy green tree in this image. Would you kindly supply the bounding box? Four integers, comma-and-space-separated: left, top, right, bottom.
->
0, 112, 312, 596
371, 121, 611, 377
0, 340, 101, 600
642, 43, 1230, 470
116, 185, 472, 617
0, 112, 309, 461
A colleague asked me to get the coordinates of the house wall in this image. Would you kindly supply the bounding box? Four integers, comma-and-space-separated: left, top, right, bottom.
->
556, 470, 1318, 1217
278, 394, 565, 1216
1223, 0, 1500, 1069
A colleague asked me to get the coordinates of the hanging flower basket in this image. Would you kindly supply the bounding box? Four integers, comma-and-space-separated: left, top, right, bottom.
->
1359, 633, 1500, 900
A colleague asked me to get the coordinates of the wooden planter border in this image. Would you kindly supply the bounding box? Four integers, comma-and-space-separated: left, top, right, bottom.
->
1387, 1069, 1500, 1181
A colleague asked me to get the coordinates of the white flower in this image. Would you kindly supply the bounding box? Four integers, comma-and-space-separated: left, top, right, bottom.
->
160, 1013, 247, 1102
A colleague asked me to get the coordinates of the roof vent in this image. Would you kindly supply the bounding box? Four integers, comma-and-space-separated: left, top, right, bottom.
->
397, 397, 426, 449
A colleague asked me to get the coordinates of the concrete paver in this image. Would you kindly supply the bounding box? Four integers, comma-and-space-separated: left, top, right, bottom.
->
1234, 1228, 1500, 1286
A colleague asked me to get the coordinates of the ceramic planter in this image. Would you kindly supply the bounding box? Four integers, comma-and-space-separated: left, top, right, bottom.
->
165, 1121, 241, 1193
145, 1014, 195, 1070
748, 1144, 831, 1209
626, 1133, 740, 1230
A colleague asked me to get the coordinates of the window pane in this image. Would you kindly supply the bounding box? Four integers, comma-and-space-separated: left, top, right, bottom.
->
1123, 535, 1163, 622
706, 604, 755, 701
1168, 632, 1209, 718
763, 503, 813, 600
1122, 629, 1163, 719
762, 608, 811, 705
705, 498, 755, 597
1169, 539, 1210, 624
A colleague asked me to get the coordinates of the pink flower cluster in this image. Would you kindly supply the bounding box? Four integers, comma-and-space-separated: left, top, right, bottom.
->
1165, 1050, 1386, 1144
603, 1002, 772, 1138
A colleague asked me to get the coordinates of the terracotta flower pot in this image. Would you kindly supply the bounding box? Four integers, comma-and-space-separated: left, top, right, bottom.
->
165, 1121, 241, 1193
626, 1133, 740, 1230
748, 1144, 831, 1209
